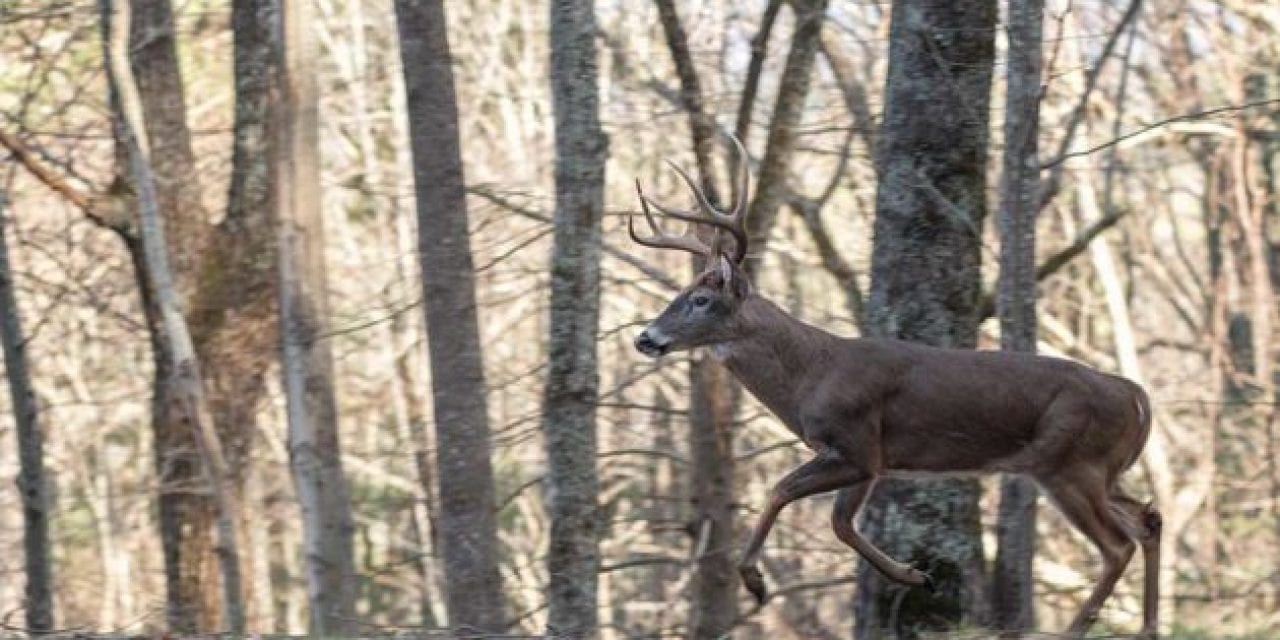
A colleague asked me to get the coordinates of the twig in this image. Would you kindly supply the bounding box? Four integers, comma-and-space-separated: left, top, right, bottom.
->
0, 128, 92, 212
976, 207, 1129, 321
468, 184, 682, 292
1043, 98, 1280, 168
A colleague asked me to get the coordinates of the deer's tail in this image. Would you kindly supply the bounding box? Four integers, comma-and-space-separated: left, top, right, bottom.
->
1121, 384, 1153, 474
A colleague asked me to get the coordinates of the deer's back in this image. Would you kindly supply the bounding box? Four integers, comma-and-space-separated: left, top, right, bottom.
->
838, 339, 1146, 477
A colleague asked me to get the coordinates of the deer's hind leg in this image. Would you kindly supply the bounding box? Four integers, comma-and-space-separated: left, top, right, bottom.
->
831, 481, 932, 588
1109, 489, 1162, 638
1040, 472, 1136, 637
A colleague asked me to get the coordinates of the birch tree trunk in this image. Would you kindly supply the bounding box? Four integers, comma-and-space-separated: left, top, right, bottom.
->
544, 0, 608, 635
393, 0, 506, 632
99, 0, 246, 631
991, 0, 1043, 632
855, 1, 997, 637
0, 191, 54, 633
273, 0, 358, 633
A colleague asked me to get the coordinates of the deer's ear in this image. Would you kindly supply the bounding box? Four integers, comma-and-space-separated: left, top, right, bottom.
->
718, 254, 750, 298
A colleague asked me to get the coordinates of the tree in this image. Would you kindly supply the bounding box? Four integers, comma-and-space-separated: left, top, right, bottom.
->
854, 1, 997, 637
0, 190, 54, 633
188, 0, 280, 623
99, 0, 246, 630
125, 0, 218, 628
393, 0, 506, 632
991, 0, 1044, 632
273, 0, 357, 632
543, 0, 608, 635
651, 2, 738, 635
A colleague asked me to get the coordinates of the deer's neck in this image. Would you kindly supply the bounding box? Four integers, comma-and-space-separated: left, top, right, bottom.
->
712, 296, 838, 431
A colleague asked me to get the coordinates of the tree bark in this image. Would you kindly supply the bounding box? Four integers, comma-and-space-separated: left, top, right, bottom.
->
0, 191, 54, 634
273, 0, 358, 633
125, 0, 220, 628
544, 0, 608, 636
991, 0, 1043, 632
393, 0, 506, 632
100, 0, 246, 631
855, 1, 997, 637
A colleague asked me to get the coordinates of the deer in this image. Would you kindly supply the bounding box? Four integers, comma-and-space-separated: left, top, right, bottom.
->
628, 136, 1162, 638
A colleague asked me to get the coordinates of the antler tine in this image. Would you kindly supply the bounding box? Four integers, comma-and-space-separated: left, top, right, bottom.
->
664, 159, 749, 264
630, 179, 714, 258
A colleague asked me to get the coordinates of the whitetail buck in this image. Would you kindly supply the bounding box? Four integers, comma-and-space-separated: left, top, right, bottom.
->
629, 137, 1162, 638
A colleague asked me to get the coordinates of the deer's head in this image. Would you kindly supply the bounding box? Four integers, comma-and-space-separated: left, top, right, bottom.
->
631, 136, 752, 358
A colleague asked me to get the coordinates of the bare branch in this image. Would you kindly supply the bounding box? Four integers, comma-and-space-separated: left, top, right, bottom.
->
467, 184, 682, 292
0, 129, 92, 212
976, 207, 1129, 322
1043, 98, 1280, 168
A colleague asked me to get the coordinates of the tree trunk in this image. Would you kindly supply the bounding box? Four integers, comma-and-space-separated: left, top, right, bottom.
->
125, 0, 219, 628
188, 0, 280, 628
855, 1, 996, 637
393, 0, 506, 632
742, 0, 829, 279
991, 0, 1043, 632
273, 0, 358, 633
651, 2, 738, 636
544, 0, 608, 635
0, 191, 54, 633
99, 0, 246, 631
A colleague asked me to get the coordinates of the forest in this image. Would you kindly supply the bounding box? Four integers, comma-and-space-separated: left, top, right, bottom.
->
1, 0, 1279, 638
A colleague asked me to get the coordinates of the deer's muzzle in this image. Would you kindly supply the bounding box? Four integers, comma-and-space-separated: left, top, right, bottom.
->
634, 329, 670, 357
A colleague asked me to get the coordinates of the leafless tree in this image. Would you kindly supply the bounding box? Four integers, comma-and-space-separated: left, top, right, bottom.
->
273, 0, 357, 632
126, 0, 218, 628
991, 0, 1044, 632
543, 0, 608, 636
393, 0, 506, 632
99, 0, 246, 630
0, 190, 53, 633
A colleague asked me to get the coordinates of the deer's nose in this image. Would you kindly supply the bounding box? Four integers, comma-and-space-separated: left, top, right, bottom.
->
634, 330, 668, 357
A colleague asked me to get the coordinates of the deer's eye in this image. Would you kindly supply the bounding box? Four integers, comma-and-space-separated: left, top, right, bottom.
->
692, 294, 711, 307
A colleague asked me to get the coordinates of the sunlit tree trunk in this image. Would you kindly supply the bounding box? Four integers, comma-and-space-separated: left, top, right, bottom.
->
544, 0, 608, 635
0, 191, 54, 633
394, 0, 507, 632
855, 1, 996, 637
992, 0, 1043, 632
273, 0, 356, 632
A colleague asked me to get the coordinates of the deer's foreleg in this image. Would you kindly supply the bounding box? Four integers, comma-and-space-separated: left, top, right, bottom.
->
738, 452, 862, 604
831, 481, 932, 589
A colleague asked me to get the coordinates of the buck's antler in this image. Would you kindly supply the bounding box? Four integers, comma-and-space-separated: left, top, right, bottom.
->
630, 134, 751, 264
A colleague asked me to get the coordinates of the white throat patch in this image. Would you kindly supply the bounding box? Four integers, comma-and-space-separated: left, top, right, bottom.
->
709, 343, 733, 361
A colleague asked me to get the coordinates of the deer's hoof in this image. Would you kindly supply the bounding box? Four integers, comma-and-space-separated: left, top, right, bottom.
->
739, 565, 766, 604
908, 562, 936, 593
